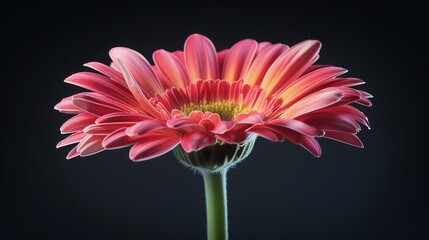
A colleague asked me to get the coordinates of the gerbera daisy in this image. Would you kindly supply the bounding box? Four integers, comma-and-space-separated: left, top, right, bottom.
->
55, 33, 371, 240
55, 33, 371, 163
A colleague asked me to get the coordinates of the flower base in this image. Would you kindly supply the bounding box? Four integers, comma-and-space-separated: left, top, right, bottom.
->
173, 136, 256, 173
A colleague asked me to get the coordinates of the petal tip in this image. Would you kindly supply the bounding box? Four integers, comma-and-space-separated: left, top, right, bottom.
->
56, 141, 63, 149
309, 40, 322, 49
53, 102, 62, 110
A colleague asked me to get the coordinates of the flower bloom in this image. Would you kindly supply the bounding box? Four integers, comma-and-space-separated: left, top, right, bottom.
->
55, 34, 371, 161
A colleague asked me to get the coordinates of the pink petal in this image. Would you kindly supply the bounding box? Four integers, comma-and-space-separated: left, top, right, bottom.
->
325, 77, 365, 88
217, 49, 230, 75
84, 122, 135, 135
332, 88, 361, 106
181, 131, 217, 152
324, 131, 364, 148
281, 88, 343, 119
315, 105, 370, 129
64, 72, 137, 106
208, 113, 221, 125
188, 110, 204, 122
83, 62, 127, 87
152, 65, 172, 89
302, 64, 332, 75
256, 42, 274, 54
110, 61, 121, 71
297, 113, 360, 133
167, 118, 201, 129
66, 146, 80, 159
130, 134, 180, 161
109, 47, 164, 96
126, 119, 167, 136
244, 43, 289, 86
356, 97, 372, 107
95, 112, 152, 124
153, 49, 190, 89
360, 90, 373, 99
54, 97, 84, 114
235, 112, 266, 124
278, 66, 348, 106
218, 131, 248, 143
268, 119, 323, 136
209, 114, 236, 134
72, 92, 135, 116
184, 34, 219, 81
270, 125, 322, 157
199, 118, 215, 131
261, 40, 321, 95
249, 125, 284, 142
60, 113, 97, 134
355, 91, 373, 107
103, 128, 141, 149
57, 132, 86, 148
211, 121, 237, 134
115, 57, 161, 118
298, 135, 322, 157
76, 135, 105, 157
172, 51, 185, 65
222, 39, 258, 82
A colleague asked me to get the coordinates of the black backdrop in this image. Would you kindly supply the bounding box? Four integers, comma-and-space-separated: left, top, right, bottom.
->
3, 1, 428, 239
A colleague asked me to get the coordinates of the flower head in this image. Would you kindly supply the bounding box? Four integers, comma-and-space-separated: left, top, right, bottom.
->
55, 34, 371, 164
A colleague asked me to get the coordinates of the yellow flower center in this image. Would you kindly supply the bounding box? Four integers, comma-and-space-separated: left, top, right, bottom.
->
181, 100, 249, 120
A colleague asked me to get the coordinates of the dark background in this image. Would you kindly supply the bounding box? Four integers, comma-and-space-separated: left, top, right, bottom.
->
3, 1, 428, 239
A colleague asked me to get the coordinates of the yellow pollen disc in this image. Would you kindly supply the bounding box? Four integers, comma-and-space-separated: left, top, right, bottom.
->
180, 100, 249, 120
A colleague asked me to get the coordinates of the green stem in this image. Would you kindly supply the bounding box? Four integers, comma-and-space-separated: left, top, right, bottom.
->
202, 169, 228, 240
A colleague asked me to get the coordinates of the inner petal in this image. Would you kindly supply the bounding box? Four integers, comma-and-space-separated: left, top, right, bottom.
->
152, 79, 284, 122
